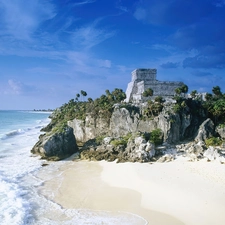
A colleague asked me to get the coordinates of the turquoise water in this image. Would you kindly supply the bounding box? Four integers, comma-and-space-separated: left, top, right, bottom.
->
0, 110, 51, 225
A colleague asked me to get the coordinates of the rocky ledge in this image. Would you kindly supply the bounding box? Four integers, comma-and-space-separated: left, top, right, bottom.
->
31, 98, 225, 163
31, 126, 78, 160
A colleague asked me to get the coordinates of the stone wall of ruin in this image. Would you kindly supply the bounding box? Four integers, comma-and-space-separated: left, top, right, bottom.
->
125, 68, 184, 102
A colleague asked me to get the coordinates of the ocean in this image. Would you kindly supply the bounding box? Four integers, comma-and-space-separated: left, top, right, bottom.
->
0, 110, 52, 225
0, 110, 146, 225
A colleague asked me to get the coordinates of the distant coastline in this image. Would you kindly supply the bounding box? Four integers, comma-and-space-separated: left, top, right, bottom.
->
33, 109, 54, 112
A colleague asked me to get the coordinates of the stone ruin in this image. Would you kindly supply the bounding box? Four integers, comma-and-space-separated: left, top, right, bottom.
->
125, 68, 184, 102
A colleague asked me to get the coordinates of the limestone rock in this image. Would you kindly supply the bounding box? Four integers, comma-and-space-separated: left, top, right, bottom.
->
186, 142, 205, 161
31, 126, 78, 160
125, 136, 155, 162
195, 118, 214, 142
216, 125, 225, 139
203, 146, 220, 161
68, 113, 109, 143
157, 154, 174, 163
80, 134, 156, 163
67, 102, 202, 146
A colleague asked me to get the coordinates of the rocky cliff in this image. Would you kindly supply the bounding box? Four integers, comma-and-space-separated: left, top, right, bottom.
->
30, 93, 225, 164
30, 80, 225, 164
68, 102, 203, 144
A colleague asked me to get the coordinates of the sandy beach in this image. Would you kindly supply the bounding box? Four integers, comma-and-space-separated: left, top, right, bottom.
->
38, 157, 225, 225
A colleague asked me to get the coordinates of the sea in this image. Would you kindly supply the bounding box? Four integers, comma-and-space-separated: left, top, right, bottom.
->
0, 110, 147, 225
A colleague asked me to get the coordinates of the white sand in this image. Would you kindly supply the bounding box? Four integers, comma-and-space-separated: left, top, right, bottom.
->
100, 158, 225, 225
40, 157, 225, 225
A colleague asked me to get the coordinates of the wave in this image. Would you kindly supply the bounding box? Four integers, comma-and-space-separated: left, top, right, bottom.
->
1, 127, 40, 140
1, 129, 25, 139
1, 119, 50, 140
0, 175, 33, 225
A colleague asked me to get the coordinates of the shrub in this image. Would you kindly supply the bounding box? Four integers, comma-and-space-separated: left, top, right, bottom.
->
205, 137, 222, 147
95, 136, 106, 145
150, 129, 163, 145
110, 133, 132, 147
110, 139, 127, 147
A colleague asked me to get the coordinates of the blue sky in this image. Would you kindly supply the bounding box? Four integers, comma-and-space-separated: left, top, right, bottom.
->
0, 0, 225, 109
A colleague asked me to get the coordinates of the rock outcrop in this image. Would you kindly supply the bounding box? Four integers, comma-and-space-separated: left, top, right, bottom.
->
68, 103, 202, 145
80, 133, 156, 163
31, 126, 78, 160
195, 118, 215, 142
216, 125, 225, 139
32, 97, 225, 164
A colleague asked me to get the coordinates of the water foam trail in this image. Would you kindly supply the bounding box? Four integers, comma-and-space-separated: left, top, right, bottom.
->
0, 112, 51, 225
0, 175, 33, 225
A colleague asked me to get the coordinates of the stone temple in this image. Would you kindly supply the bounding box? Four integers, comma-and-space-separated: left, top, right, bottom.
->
125, 69, 184, 102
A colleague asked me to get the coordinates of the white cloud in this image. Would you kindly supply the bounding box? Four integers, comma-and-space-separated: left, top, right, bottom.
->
65, 51, 112, 76
7, 79, 38, 95
0, 0, 56, 40
72, 0, 96, 7
71, 20, 115, 49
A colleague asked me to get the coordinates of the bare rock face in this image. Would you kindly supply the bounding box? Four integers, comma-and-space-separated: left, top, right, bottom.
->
185, 141, 205, 161
203, 146, 220, 161
68, 113, 109, 143
68, 104, 196, 145
195, 118, 214, 142
216, 125, 225, 139
124, 136, 155, 162
31, 126, 78, 160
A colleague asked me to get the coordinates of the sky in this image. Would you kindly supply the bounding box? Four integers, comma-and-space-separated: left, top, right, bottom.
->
0, 0, 225, 110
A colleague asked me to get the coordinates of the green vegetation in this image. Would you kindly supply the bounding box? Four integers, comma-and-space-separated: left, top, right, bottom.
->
175, 84, 188, 96
110, 133, 132, 147
203, 86, 225, 124
205, 137, 222, 147
150, 129, 163, 145
46, 83, 225, 147
173, 84, 189, 113
95, 136, 106, 145
172, 96, 187, 113
190, 90, 197, 99
142, 88, 153, 97
144, 98, 164, 118
110, 138, 127, 147
47, 88, 127, 134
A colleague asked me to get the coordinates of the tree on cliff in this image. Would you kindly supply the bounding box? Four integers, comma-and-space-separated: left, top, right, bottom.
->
111, 88, 126, 102
175, 84, 188, 96
203, 86, 225, 124
75, 93, 80, 101
81, 90, 87, 101
142, 88, 153, 97
190, 90, 197, 99
212, 86, 222, 97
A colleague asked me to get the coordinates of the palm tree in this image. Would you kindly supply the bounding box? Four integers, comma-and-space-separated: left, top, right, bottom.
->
190, 90, 197, 99
142, 88, 153, 98
181, 84, 188, 94
175, 87, 182, 96
80, 90, 87, 101
212, 86, 222, 97
105, 89, 110, 96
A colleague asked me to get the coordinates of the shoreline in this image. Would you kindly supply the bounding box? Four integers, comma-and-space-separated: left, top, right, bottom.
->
37, 158, 225, 225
